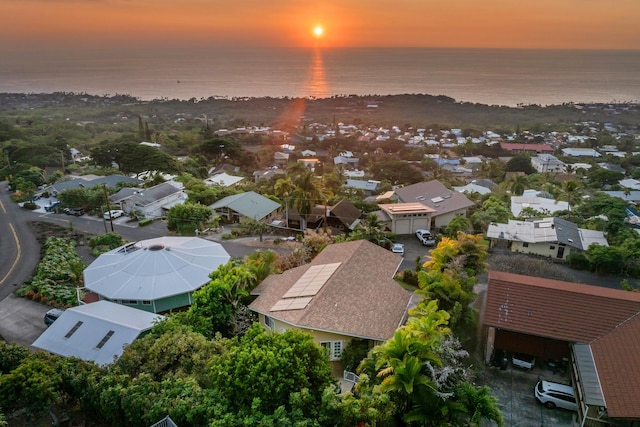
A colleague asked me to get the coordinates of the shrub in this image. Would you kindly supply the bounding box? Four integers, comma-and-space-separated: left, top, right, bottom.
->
139, 218, 153, 227
22, 202, 39, 210
566, 253, 590, 271
221, 233, 234, 240
402, 269, 419, 287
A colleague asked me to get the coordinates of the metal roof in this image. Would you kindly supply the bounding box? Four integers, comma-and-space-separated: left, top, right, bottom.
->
208, 191, 280, 220
32, 301, 163, 366
572, 344, 606, 407
84, 237, 230, 301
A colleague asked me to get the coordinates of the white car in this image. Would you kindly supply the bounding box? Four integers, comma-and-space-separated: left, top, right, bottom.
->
103, 209, 125, 219
512, 352, 536, 370
535, 381, 578, 411
391, 243, 405, 256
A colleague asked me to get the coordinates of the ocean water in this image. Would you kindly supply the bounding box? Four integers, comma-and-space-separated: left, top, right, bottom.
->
1, 47, 639, 107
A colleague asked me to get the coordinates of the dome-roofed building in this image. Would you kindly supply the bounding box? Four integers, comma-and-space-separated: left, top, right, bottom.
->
83, 236, 230, 313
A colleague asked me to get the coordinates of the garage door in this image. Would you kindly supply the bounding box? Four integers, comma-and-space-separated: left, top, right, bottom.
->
395, 219, 412, 235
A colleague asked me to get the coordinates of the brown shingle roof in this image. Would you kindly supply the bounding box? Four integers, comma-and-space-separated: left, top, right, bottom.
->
249, 240, 412, 341
329, 199, 362, 229
394, 180, 474, 216
590, 314, 640, 418
484, 271, 640, 343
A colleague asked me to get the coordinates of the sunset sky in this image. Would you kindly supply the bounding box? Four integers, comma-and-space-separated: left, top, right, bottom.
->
1, 0, 639, 50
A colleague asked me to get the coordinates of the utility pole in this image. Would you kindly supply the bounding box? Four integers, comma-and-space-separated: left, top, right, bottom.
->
102, 184, 114, 232
323, 199, 328, 234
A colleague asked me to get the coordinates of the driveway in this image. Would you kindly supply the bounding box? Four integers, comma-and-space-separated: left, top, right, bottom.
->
478, 362, 577, 427
395, 233, 434, 272
0, 294, 49, 347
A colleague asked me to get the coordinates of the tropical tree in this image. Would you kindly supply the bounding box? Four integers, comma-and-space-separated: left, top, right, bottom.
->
239, 217, 270, 242
244, 249, 280, 283
188, 261, 257, 337
470, 196, 512, 232
166, 202, 213, 235
274, 174, 296, 226
349, 212, 389, 243
209, 325, 334, 418
558, 179, 582, 212
443, 215, 472, 237
358, 301, 503, 426
506, 174, 528, 196
286, 166, 328, 230
504, 156, 534, 175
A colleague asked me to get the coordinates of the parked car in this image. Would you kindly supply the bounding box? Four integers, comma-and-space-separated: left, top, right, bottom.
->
44, 201, 61, 212
415, 229, 436, 246
512, 352, 536, 370
103, 209, 125, 219
64, 207, 85, 216
44, 308, 65, 326
535, 380, 578, 411
391, 243, 405, 256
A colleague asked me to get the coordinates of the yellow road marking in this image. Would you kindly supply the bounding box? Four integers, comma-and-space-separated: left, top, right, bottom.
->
0, 198, 6, 214
0, 223, 21, 286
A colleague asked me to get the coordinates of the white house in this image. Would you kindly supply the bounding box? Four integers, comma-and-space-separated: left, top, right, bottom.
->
531, 154, 566, 173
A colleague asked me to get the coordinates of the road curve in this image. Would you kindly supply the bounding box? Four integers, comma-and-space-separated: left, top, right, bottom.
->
0, 182, 41, 301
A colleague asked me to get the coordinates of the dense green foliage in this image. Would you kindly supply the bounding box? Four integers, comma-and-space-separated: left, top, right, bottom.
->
16, 237, 84, 306
166, 202, 214, 235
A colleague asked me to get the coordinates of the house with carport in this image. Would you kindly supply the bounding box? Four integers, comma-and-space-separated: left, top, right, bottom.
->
249, 240, 416, 372
483, 271, 640, 426
82, 237, 230, 313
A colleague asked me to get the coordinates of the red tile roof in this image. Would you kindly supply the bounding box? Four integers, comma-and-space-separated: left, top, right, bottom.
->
485, 271, 640, 419
590, 314, 640, 419
484, 271, 640, 343
500, 143, 554, 152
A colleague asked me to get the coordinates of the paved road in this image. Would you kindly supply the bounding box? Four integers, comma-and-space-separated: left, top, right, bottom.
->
0, 181, 41, 301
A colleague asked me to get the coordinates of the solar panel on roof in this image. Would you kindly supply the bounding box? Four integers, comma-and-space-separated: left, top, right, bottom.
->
271, 297, 313, 312
282, 262, 340, 298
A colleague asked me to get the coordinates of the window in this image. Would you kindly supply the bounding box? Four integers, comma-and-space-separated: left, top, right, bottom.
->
522, 242, 529, 247
264, 315, 275, 330
142, 300, 151, 305
96, 330, 115, 349
64, 321, 83, 339
320, 341, 343, 361
121, 300, 137, 305
549, 245, 555, 250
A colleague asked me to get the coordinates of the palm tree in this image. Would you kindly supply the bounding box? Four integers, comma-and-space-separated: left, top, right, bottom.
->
559, 179, 582, 211
452, 383, 504, 426
507, 174, 528, 196
245, 250, 279, 283
352, 213, 387, 243
289, 168, 327, 230
274, 176, 295, 227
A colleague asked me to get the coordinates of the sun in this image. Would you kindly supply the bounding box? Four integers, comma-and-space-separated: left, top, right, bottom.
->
313, 25, 324, 38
